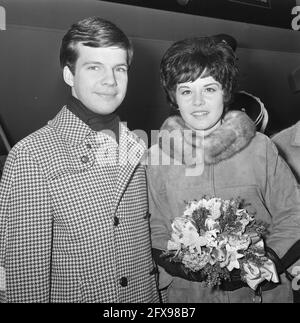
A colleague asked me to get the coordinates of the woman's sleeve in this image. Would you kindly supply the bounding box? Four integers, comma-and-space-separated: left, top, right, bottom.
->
0, 146, 53, 302
147, 165, 206, 284
264, 138, 300, 261
147, 165, 172, 251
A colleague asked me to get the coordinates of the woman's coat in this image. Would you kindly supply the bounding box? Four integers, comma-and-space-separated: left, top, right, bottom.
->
147, 111, 300, 303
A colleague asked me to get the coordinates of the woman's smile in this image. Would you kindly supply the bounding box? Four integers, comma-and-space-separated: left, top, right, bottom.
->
191, 111, 209, 119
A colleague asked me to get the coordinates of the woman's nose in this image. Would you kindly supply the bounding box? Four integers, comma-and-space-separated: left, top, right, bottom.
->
193, 90, 205, 106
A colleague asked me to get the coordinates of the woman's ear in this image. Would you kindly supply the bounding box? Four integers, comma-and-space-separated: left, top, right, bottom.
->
168, 91, 178, 109
63, 66, 74, 87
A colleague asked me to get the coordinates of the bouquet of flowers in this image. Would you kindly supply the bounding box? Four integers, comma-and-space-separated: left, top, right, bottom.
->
164, 196, 279, 289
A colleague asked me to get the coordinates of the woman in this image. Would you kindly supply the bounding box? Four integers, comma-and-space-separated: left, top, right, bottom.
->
147, 37, 300, 303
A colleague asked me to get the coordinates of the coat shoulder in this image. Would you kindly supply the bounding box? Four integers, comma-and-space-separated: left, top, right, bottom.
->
9, 124, 56, 161
248, 132, 278, 153
272, 122, 300, 146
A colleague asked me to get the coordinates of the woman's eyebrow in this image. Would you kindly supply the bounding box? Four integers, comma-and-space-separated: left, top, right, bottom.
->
203, 82, 221, 87
177, 85, 190, 89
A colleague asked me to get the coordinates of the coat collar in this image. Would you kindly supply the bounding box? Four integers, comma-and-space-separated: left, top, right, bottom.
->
48, 105, 145, 158
48, 106, 92, 146
48, 106, 146, 216
49, 106, 146, 152
158, 110, 256, 165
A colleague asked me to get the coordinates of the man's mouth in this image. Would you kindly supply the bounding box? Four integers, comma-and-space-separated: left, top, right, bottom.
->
95, 92, 117, 97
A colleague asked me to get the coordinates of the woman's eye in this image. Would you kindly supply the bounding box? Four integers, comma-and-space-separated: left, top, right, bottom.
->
205, 87, 217, 93
181, 90, 191, 95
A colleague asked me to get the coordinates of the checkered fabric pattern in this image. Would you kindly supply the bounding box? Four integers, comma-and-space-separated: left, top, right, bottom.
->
0, 107, 159, 303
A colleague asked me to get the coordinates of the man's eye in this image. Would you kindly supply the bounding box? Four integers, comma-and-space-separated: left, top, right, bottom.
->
88, 66, 99, 71
115, 66, 128, 73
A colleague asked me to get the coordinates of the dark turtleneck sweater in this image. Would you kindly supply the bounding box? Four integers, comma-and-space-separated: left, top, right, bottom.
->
66, 96, 120, 143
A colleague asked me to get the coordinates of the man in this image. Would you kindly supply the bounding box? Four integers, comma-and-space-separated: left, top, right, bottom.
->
271, 66, 300, 303
272, 118, 300, 303
272, 121, 300, 183
272, 66, 300, 183
0, 17, 159, 303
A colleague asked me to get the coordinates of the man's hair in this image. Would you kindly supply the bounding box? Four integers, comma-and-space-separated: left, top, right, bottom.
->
60, 17, 133, 74
160, 36, 238, 111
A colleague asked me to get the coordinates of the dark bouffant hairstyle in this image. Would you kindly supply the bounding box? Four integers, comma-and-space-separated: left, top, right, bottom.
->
60, 17, 133, 74
160, 36, 238, 112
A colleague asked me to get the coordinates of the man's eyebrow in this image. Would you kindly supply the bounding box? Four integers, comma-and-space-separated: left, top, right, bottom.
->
81, 61, 128, 68
82, 61, 103, 66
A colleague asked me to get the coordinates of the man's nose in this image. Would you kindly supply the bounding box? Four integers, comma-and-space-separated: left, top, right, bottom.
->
101, 68, 117, 86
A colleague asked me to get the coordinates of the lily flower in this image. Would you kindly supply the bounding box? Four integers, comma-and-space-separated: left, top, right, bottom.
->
224, 244, 244, 271
180, 221, 207, 253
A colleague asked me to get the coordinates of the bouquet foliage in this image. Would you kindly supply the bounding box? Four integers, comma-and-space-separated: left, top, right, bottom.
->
164, 196, 279, 289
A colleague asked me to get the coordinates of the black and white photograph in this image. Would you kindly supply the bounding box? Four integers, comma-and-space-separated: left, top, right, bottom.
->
0, 0, 300, 309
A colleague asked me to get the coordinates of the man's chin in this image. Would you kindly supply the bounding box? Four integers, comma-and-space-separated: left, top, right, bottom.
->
88, 104, 119, 115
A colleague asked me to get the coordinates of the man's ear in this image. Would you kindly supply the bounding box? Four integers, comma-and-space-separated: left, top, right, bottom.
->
63, 66, 74, 87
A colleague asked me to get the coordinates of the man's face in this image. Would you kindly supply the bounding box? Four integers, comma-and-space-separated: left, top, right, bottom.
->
64, 43, 129, 114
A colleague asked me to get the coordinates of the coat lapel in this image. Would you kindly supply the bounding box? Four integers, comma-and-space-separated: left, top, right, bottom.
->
50, 108, 146, 216
112, 123, 146, 215
47, 107, 96, 179
48, 106, 92, 146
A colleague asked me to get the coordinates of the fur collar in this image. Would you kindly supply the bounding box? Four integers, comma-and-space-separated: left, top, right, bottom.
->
158, 111, 256, 165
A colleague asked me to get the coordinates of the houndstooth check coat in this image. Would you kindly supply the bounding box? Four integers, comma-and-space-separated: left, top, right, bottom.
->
0, 107, 159, 303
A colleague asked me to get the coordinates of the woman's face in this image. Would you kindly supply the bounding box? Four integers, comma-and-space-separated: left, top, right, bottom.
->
175, 75, 224, 134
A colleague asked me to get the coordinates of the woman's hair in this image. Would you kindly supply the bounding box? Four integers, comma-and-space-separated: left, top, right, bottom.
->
60, 17, 133, 74
160, 36, 238, 113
